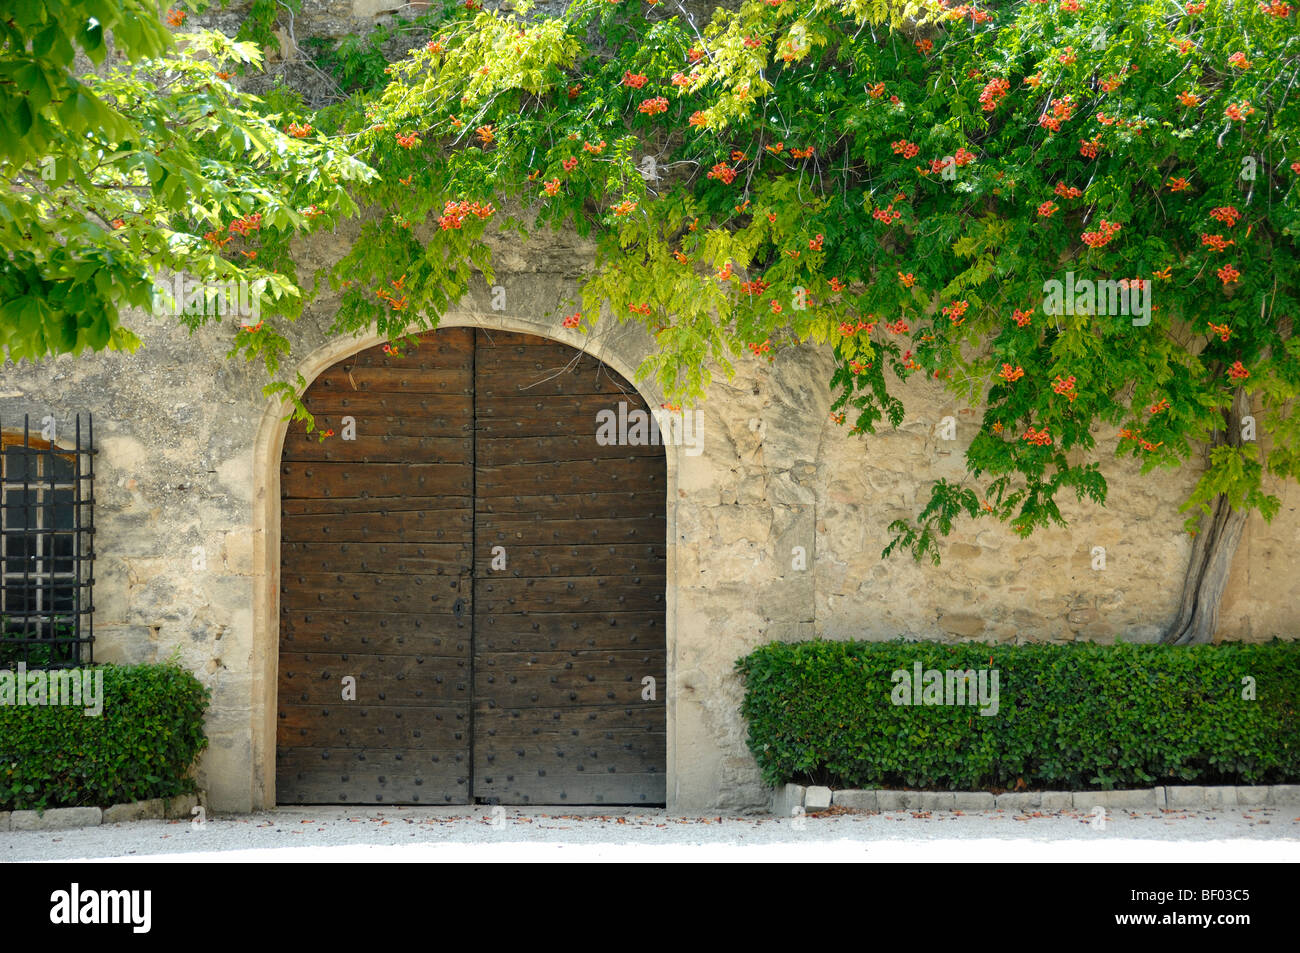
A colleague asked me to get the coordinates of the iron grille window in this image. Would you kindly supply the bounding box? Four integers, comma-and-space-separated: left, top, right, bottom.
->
0, 415, 95, 668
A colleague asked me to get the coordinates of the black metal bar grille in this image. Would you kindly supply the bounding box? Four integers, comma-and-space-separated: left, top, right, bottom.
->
0, 413, 95, 668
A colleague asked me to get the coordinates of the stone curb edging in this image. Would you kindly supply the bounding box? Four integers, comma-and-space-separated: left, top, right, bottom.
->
0, 793, 204, 832
773, 783, 1300, 816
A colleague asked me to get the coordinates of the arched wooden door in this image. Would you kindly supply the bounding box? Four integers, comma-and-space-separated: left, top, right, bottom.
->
276, 328, 666, 805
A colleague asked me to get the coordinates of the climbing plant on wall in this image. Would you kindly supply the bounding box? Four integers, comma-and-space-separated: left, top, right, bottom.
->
311, 0, 1300, 643
5, 0, 1300, 642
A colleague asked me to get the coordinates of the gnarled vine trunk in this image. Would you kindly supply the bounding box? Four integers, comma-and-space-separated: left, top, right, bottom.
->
1159, 389, 1251, 646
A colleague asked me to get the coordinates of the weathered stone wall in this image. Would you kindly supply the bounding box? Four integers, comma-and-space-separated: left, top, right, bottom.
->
4, 207, 1297, 813
2, 0, 1296, 813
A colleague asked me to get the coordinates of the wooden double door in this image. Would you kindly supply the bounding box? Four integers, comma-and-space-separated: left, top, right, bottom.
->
276, 328, 666, 805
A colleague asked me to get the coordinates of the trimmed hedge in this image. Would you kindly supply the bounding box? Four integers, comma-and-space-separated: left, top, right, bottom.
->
0, 662, 209, 811
736, 639, 1300, 791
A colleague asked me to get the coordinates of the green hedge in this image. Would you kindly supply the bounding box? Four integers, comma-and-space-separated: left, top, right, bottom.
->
0, 662, 209, 811
736, 640, 1300, 791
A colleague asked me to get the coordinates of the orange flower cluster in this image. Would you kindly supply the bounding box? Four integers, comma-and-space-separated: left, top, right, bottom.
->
475, 125, 495, 145
628, 303, 652, 316
885, 319, 909, 334
1201, 233, 1235, 252
898, 272, 915, 287
582, 140, 606, 154
916, 38, 934, 54
1224, 102, 1255, 121
204, 230, 232, 247
748, 339, 772, 356
953, 147, 976, 166
1054, 182, 1082, 199
1217, 264, 1241, 286
438, 200, 495, 230
1023, 427, 1053, 446
790, 146, 814, 159
1210, 206, 1241, 227
1177, 91, 1200, 107
1053, 374, 1078, 402
739, 278, 770, 295
1081, 219, 1122, 249
1228, 361, 1249, 380
707, 163, 737, 184
612, 200, 637, 216
562, 313, 581, 328
716, 263, 734, 281
1168, 176, 1191, 191
1099, 74, 1123, 93
623, 71, 648, 88
869, 83, 887, 99
979, 77, 1010, 111
639, 96, 669, 115
942, 300, 969, 325
1228, 52, 1251, 70
562, 157, 578, 172
999, 363, 1025, 383
830, 277, 846, 292
286, 122, 312, 138
809, 234, 824, 251
892, 140, 920, 158
873, 204, 903, 224
229, 213, 262, 237
166, 8, 185, 26
1260, 0, 1292, 15
770, 299, 784, 314
1037, 201, 1059, 217
1013, 308, 1033, 327
1079, 137, 1101, 158
543, 179, 560, 196
427, 39, 445, 54
1208, 322, 1231, 341
1148, 398, 1170, 414
395, 131, 419, 148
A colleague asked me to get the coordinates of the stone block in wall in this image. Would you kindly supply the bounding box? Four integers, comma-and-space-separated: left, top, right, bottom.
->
876, 790, 907, 810
1268, 785, 1300, 806
1234, 786, 1268, 807
772, 784, 805, 818
804, 786, 832, 810
1039, 792, 1073, 811
994, 792, 1040, 810
11, 807, 102, 830
953, 792, 995, 810
1074, 789, 1155, 811
103, 799, 166, 824
1203, 786, 1238, 808
831, 790, 877, 810
1165, 786, 1206, 808
91, 625, 158, 666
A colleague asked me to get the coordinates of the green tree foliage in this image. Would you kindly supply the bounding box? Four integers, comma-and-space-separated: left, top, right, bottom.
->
0, 0, 375, 401
326, 0, 1300, 557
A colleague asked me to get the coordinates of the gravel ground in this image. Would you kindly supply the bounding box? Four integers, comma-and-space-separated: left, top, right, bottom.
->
5, 805, 1298, 862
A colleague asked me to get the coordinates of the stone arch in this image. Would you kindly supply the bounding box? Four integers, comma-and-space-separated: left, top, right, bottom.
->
250, 314, 679, 808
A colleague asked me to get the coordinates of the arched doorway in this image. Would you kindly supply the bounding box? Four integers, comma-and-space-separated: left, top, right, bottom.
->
274, 327, 667, 804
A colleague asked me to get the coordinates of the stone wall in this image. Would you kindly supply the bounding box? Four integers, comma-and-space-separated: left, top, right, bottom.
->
3, 208, 1297, 813
2, 1, 1297, 813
